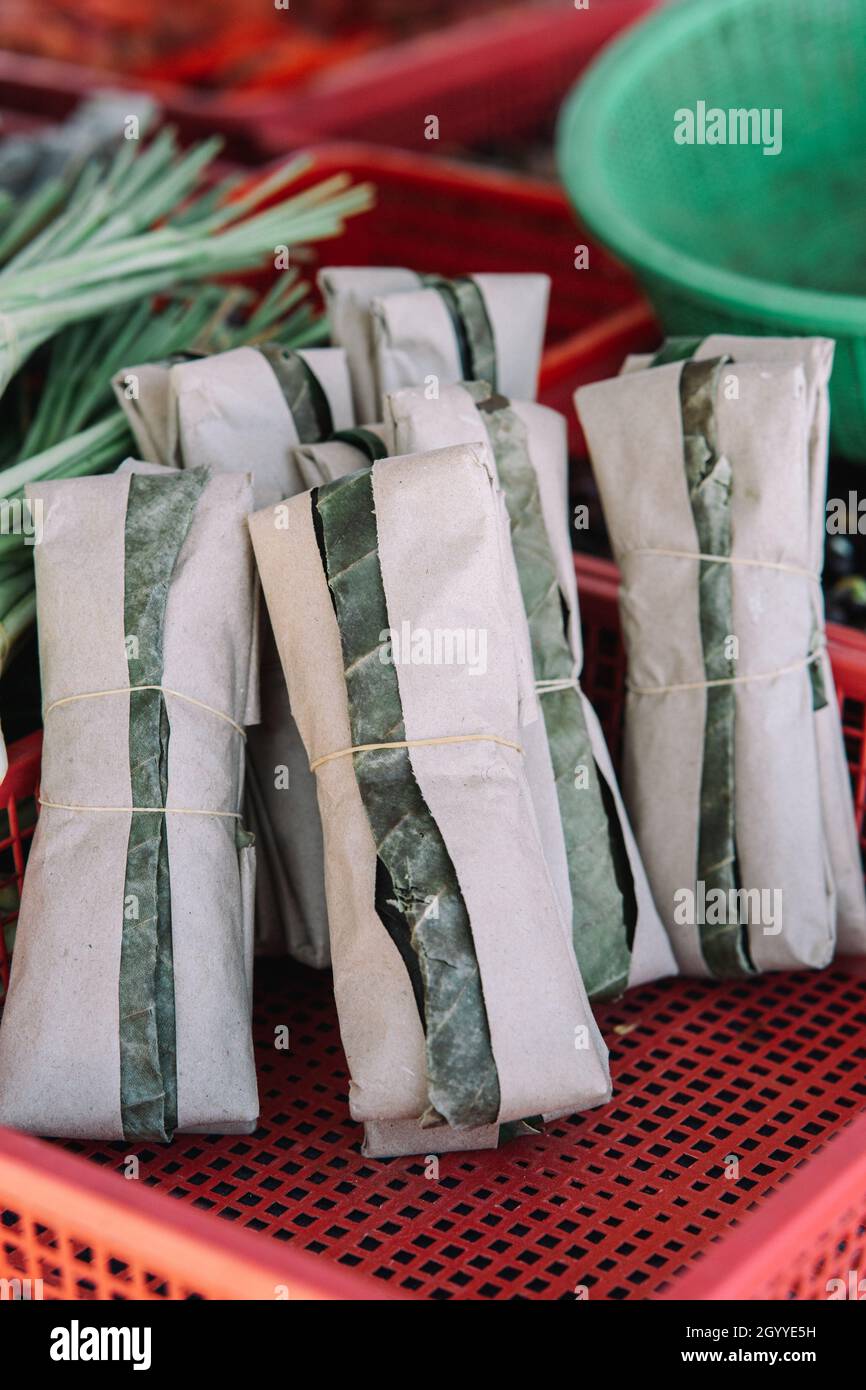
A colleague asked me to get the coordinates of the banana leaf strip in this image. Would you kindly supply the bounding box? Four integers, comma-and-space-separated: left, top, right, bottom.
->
422, 275, 497, 389
260, 343, 333, 442
473, 384, 635, 999
678, 357, 752, 978
119, 467, 209, 1141
312, 467, 500, 1129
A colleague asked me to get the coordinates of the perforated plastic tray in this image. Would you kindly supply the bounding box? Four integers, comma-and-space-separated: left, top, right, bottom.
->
2, 556, 866, 1300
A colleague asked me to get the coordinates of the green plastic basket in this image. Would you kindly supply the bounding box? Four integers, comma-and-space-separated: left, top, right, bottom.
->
557, 0, 866, 460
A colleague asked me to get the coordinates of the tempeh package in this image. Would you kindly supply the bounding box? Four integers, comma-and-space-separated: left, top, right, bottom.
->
0, 466, 259, 1140
113, 345, 356, 967
318, 266, 550, 421
248, 443, 611, 1157
576, 350, 866, 977
295, 424, 573, 956
382, 381, 675, 999
114, 345, 355, 475
620, 335, 866, 959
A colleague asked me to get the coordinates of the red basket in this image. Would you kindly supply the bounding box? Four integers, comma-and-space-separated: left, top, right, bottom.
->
2, 555, 866, 1301
0, 120, 658, 449
0, 3, 655, 163
255, 1, 656, 153
287, 143, 658, 454
0, 48, 269, 161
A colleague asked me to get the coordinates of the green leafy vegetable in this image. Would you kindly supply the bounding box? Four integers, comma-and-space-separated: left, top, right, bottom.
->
0, 127, 372, 681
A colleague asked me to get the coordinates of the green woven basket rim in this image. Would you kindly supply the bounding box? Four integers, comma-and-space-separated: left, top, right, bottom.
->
556, 0, 866, 338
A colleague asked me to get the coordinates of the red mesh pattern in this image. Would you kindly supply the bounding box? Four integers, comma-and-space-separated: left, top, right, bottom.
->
2, 558, 866, 1300
0, 731, 41, 1000
282, 147, 660, 454
746, 1181, 866, 1301
51, 960, 866, 1300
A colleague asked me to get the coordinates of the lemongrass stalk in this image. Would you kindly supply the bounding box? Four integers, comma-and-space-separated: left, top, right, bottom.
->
271, 315, 328, 349
90, 138, 224, 249
0, 566, 35, 610
1, 187, 372, 303
0, 178, 68, 266
0, 200, 370, 319
4, 161, 105, 274
2, 130, 183, 271
0, 415, 130, 498
0, 588, 36, 666
189, 153, 313, 233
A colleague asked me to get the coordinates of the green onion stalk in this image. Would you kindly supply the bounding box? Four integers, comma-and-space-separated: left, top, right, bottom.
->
0, 130, 374, 707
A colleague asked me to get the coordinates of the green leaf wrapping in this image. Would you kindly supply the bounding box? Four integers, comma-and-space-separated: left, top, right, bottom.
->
472, 386, 635, 999
119, 467, 209, 1141
651, 337, 703, 368
259, 344, 333, 442
679, 358, 752, 978
655, 337, 830, 718
422, 275, 497, 389
312, 467, 500, 1130
331, 427, 388, 463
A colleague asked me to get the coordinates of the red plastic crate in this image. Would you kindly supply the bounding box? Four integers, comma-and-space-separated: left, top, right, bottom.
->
255, 1, 657, 154
0, 48, 268, 161
0, 3, 655, 163
1, 556, 866, 1300
0, 730, 40, 1001
287, 143, 658, 453
0, 103, 659, 452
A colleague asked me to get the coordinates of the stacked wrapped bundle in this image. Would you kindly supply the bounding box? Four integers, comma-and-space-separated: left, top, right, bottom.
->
382, 381, 675, 998
113, 346, 355, 967
292, 386, 676, 999
576, 339, 866, 976
0, 466, 259, 1139
249, 445, 611, 1156
319, 267, 550, 420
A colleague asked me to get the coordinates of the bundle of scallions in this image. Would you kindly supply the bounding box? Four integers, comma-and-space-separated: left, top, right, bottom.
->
0, 127, 373, 729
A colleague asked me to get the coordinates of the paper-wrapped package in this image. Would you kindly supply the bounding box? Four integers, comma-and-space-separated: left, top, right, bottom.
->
0, 466, 259, 1140
249, 444, 610, 1157
114, 345, 354, 474
113, 345, 355, 968
576, 354, 866, 976
621, 336, 866, 956
383, 381, 674, 999
294, 426, 390, 488
319, 266, 550, 421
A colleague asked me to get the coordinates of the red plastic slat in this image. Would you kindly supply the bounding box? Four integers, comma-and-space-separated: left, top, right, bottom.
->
1, 558, 866, 1299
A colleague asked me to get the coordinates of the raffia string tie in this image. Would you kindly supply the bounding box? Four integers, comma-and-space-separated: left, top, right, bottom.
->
627, 643, 827, 697
38, 798, 241, 819
44, 685, 246, 738
40, 685, 245, 819
535, 677, 578, 695
626, 547, 821, 585
310, 733, 523, 773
